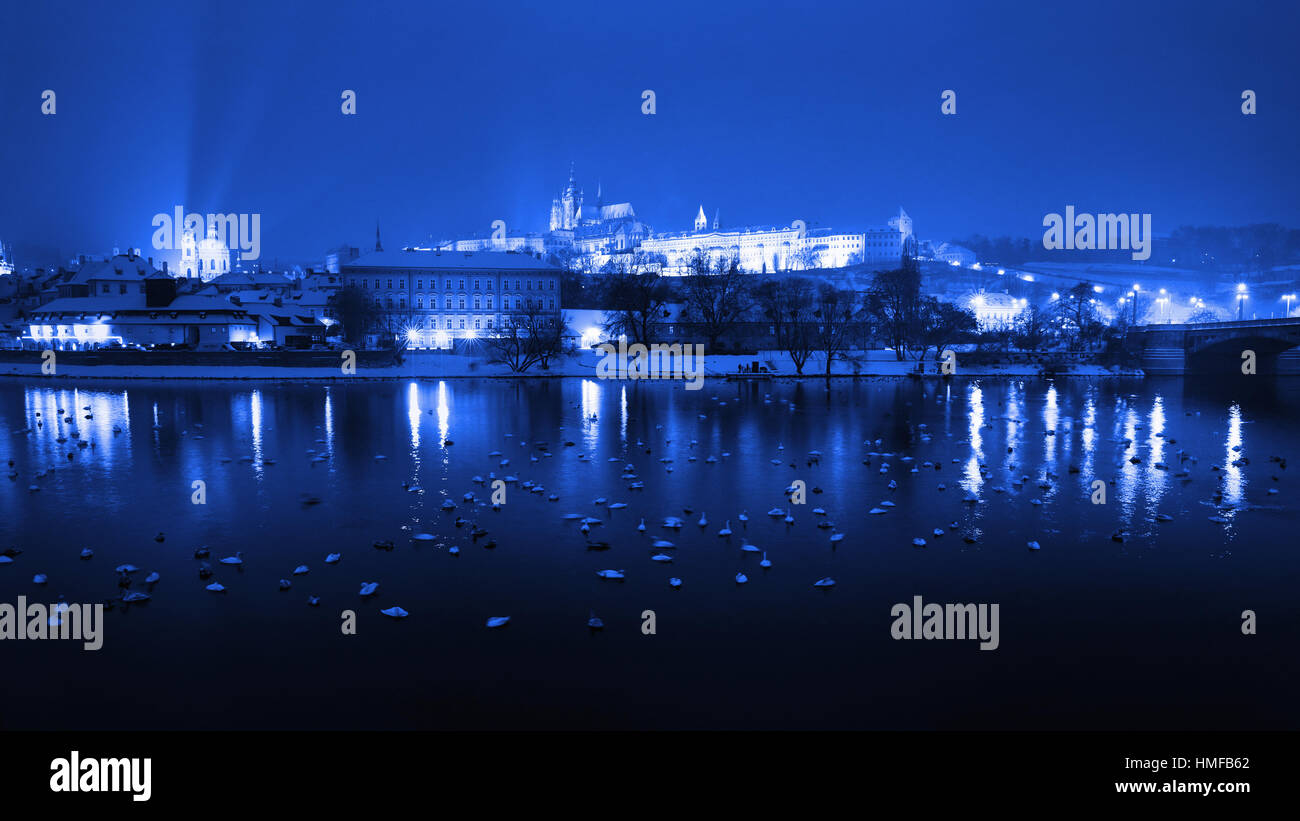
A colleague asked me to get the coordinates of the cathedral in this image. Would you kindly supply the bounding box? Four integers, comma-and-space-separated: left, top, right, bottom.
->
547, 165, 651, 255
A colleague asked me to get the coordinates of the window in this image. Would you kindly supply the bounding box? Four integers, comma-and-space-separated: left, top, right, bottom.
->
399, 298, 406, 310
102, 284, 111, 294
445, 280, 451, 290
458, 280, 464, 289
119, 284, 127, 294
386, 297, 393, 309
473, 295, 481, 310
399, 279, 405, 289
417, 279, 423, 289
549, 298, 555, 309
444, 296, 452, 310
416, 298, 423, 309
549, 279, 555, 290
486, 280, 493, 290
487, 295, 494, 310
387, 279, 393, 289
458, 296, 465, 310
475, 318, 481, 329
527, 280, 532, 290
473, 279, 479, 290
459, 318, 465, 329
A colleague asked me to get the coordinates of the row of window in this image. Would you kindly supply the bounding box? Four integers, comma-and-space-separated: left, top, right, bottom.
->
350, 277, 555, 292
374, 296, 556, 310
402, 315, 559, 330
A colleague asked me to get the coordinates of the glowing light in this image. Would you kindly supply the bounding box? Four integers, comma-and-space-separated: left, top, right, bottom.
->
1092, 285, 1103, 293
1050, 292, 1060, 300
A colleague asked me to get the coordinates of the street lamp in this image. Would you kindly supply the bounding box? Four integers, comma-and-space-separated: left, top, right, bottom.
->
1236, 283, 1248, 320
1284, 293, 1297, 317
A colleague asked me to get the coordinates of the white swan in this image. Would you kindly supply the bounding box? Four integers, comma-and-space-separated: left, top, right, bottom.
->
718, 520, 732, 537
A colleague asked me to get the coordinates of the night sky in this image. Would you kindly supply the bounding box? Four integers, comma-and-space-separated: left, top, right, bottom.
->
2, 0, 1298, 265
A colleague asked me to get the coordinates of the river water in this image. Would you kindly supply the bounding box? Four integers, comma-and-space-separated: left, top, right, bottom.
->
0, 376, 1296, 729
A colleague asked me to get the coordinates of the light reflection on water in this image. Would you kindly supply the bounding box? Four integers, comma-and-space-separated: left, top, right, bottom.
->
0, 377, 1295, 730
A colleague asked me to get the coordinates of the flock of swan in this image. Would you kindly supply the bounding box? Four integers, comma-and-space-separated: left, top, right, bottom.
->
2, 387, 1284, 632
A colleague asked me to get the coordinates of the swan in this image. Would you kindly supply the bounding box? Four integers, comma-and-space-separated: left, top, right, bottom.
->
669, 577, 682, 588
697, 512, 708, 527
293, 565, 309, 575
325, 553, 341, 563
486, 616, 510, 628
412, 533, 434, 541
79, 548, 94, 559
651, 539, 675, 549
219, 552, 244, 566
587, 610, 604, 630
718, 521, 732, 537
637, 518, 646, 532
912, 538, 926, 547
115, 564, 139, 574
735, 572, 748, 584
359, 582, 379, 597
740, 538, 760, 553
830, 531, 844, 543
813, 577, 836, 587
1027, 541, 1042, 550
205, 582, 226, 592
738, 510, 749, 523
308, 596, 321, 606
760, 552, 772, 568
650, 553, 673, 562
279, 579, 292, 591
33, 573, 47, 584
609, 502, 628, 510
767, 508, 784, 517
381, 606, 409, 618
145, 572, 160, 584
596, 569, 625, 580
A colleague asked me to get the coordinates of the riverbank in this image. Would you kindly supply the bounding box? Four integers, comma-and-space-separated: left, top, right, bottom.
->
0, 348, 1144, 380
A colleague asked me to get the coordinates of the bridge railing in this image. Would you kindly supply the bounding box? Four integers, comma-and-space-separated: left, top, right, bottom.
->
1134, 317, 1300, 332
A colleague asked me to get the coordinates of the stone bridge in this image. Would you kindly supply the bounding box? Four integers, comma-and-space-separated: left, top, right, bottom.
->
1130, 317, 1300, 375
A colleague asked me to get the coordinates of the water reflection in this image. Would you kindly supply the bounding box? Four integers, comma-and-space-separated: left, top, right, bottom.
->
1224, 402, 1245, 511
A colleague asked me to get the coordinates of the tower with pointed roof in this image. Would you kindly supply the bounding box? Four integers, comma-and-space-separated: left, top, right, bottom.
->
375, 221, 384, 252
694, 205, 708, 232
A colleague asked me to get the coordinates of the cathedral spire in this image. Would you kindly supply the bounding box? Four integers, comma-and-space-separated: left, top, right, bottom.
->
375, 221, 383, 252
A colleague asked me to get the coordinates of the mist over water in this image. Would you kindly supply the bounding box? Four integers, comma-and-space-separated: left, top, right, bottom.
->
1, 376, 1296, 730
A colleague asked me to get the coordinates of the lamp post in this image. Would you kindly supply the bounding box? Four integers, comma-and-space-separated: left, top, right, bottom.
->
1284, 293, 1297, 317
1236, 283, 1248, 320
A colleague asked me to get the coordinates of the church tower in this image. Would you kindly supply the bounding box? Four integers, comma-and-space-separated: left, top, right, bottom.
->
694, 205, 708, 232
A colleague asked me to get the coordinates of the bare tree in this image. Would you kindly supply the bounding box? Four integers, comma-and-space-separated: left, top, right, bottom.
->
680, 250, 751, 350
483, 301, 561, 372
600, 253, 673, 345
753, 276, 818, 373
864, 260, 922, 360
814, 284, 860, 377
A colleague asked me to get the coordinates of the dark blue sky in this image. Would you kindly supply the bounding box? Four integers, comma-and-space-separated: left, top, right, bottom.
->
2, 0, 1298, 266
